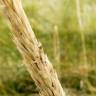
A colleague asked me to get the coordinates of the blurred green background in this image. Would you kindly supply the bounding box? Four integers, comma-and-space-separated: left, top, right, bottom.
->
0, 0, 96, 96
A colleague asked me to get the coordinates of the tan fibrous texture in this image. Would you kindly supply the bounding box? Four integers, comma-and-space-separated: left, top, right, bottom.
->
0, 0, 66, 96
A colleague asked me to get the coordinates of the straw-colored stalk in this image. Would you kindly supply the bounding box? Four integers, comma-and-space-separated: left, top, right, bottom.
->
53, 25, 60, 64
53, 25, 61, 77
76, 0, 89, 89
0, 0, 66, 96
